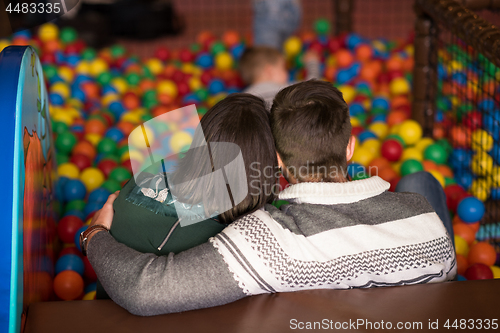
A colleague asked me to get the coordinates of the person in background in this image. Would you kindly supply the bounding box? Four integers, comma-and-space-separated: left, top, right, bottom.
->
253, 0, 301, 50
240, 46, 320, 109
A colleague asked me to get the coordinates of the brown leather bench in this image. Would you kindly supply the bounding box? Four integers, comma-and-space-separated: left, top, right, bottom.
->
25, 279, 500, 333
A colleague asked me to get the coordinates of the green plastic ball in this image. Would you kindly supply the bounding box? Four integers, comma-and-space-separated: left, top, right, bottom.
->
65, 199, 86, 213
52, 121, 68, 135
56, 154, 69, 165
190, 43, 201, 53
126, 72, 141, 86
210, 41, 226, 55
197, 106, 208, 116
400, 159, 424, 177
142, 90, 157, 102
436, 138, 453, 156
101, 179, 122, 193
424, 143, 448, 164
97, 72, 113, 86
97, 137, 118, 155
81, 48, 96, 61
55, 131, 77, 155
272, 200, 289, 209
385, 134, 406, 147
102, 155, 121, 164
117, 145, 129, 157
110, 167, 132, 184
43, 64, 57, 81
314, 18, 331, 35
60, 27, 77, 43
195, 88, 209, 101
110, 45, 126, 58
444, 177, 457, 187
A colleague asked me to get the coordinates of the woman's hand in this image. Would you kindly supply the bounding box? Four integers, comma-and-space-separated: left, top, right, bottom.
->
87, 191, 120, 241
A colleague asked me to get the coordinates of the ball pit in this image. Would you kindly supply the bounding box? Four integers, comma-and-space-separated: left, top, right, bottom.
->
2, 19, 497, 303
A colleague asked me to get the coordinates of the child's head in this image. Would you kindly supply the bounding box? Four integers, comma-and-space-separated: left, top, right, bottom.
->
239, 46, 288, 86
270, 80, 355, 183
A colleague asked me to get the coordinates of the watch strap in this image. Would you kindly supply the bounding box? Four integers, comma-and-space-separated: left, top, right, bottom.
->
80, 224, 109, 256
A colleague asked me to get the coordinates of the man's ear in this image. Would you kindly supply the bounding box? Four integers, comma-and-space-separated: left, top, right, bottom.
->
346, 135, 356, 162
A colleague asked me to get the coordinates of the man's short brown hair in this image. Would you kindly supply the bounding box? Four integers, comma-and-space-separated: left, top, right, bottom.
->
270, 80, 352, 182
239, 46, 284, 85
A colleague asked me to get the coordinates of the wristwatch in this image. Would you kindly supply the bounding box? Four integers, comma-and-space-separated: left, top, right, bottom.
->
80, 224, 109, 256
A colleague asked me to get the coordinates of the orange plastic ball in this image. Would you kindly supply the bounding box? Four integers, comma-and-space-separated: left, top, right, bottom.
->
73, 141, 96, 161
368, 157, 391, 175
453, 223, 477, 245
116, 121, 136, 136
456, 254, 469, 276
436, 164, 454, 178
222, 30, 240, 47
450, 126, 471, 148
53, 270, 84, 301
336, 49, 354, 68
387, 110, 409, 127
386, 55, 403, 72
84, 119, 107, 135
422, 160, 438, 172
468, 242, 497, 267
355, 44, 373, 62
378, 166, 398, 182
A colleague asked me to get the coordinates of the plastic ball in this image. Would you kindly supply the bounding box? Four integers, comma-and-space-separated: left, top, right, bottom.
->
453, 223, 476, 245
58, 163, 80, 179
401, 148, 423, 162
491, 266, 500, 279
471, 152, 494, 176
53, 270, 84, 300
57, 215, 84, 244
314, 18, 331, 35
101, 179, 122, 193
38, 23, 59, 42
55, 254, 84, 276
55, 131, 77, 154
350, 147, 374, 167
454, 235, 469, 257
468, 242, 497, 267
83, 291, 96, 301
80, 168, 105, 192
109, 167, 132, 184
64, 179, 87, 201
400, 159, 424, 177
397, 120, 422, 145
208, 79, 226, 95
464, 263, 494, 280
338, 85, 356, 104
389, 77, 410, 95
88, 188, 111, 203
456, 254, 469, 276
415, 137, 434, 152
215, 52, 233, 70
381, 139, 403, 162
368, 122, 388, 139
423, 144, 448, 165
457, 197, 485, 223
471, 129, 494, 152
284, 36, 302, 57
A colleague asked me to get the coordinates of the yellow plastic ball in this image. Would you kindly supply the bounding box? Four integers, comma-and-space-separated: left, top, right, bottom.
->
38, 23, 59, 42
110, 77, 128, 94
351, 147, 374, 167
490, 265, 500, 279
392, 161, 402, 175
128, 149, 145, 164
121, 111, 143, 124
129, 125, 155, 150
84, 133, 102, 146
368, 122, 388, 139
188, 76, 202, 91
428, 170, 445, 187
390, 123, 402, 135
372, 40, 386, 53
58, 66, 74, 82
471, 129, 494, 152
146, 58, 164, 76
389, 77, 410, 95
471, 152, 494, 176
50, 82, 71, 99
362, 139, 381, 157
207, 93, 227, 107
51, 110, 74, 126
215, 52, 233, 70
350, 117, 360, 127
284, 36, 302, 57
83, 291, 96, 301
58, 163, 80, 179
75, 61, 90, 75
102, 93, 119, 107
80, 167, 105, 192
170, 131, 193, 154
398, 120, 422, 145
454, 235, 469, 257
415, 137, 434, 152
470, 178, 490, 201
338, 85, 356, 104
157, 80, 178, 99
401, 147, 423, 162
89, 58, 109, 77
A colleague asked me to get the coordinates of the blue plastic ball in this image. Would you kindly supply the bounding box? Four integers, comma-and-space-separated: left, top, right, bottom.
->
63, 179, 87, 201
195, 52, 214, 69
457, 197, 485, 223
63, 210, 86, 221
372, 97, 389, 110
358, 131, 378, 143
55, 254, 85, 276
109, 101, 126, 118
336, 69, 354, 84
457, 275, 467, 281
88, 188, 111, 203
208, 79, 225, 95
85, 282, 97, 294
454, 171, 474, 190
49, 93, 65, 106
105, 127, 125, 142
231, 43, 245, 59
349, 103, 365, 116
84, 201, 104, 218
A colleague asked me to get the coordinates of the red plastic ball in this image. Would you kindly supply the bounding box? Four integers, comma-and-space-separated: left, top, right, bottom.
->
176, 81, 190, 97
464, 263, 493, 280
327, 37, 341, 53
97, 159, 118, 178
463, 111, 482, 130
70, 154, 92, 171
53, 270, 84, 300
381, 139, 403, 162
57, 215, 84, 244
83, 257, 97, 281
154, 46, 170, 61
179, 48, 194, 62
123, 92, 140, 110
200, 71, 213, 86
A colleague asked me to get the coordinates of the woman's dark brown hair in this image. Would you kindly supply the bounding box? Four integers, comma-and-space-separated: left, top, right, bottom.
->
170, 93, 278, 224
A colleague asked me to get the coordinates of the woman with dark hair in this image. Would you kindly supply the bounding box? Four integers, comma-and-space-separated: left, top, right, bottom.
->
94, 93, 279, 299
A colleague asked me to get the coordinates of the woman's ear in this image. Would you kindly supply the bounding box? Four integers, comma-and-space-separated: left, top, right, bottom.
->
277, 153, 285, 169
346, 135, 356, 162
